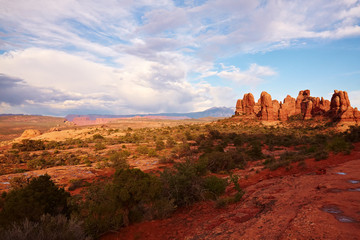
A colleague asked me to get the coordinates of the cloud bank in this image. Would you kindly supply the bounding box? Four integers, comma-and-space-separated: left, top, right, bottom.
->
0, 0, 359, 115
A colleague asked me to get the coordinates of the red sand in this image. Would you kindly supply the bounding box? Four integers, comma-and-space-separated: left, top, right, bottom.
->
102, 143, 360, 240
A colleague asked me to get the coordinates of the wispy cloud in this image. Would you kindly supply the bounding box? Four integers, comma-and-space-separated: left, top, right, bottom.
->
217, 63, 276, 85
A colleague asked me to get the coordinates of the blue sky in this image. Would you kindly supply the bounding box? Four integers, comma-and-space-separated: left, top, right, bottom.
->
0, 0, 359, 116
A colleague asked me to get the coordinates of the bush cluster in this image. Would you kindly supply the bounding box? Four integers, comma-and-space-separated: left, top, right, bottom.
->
12, 140, 46, 152
0, 175, 70, 226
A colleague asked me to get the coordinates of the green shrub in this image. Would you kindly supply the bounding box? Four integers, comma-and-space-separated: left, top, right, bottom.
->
68, 179, 85, 191
27, 156, 47, 169
345, 125, 360, 142
148, 148, 158, 157
0, 175, 70, 226
147, 197, 176, 220
263, 154, 291, 171
76, 169, 162, 237
166, 137, 176, 148
184, 131, 193, 140
200, 151, 234, 173
176, 143, 192, 157
326, 136, 353, 153
229, 174, 244, 203
9, 176, 29, 190
203, 176, 227, 199
314, 149, 329, 161
74, 182, 122, 237
12, 140, 46, 152
136, 145, 149, 154
155, 140, 165, 151
160, 160, 205, 207
288, 113, 303, 122
209, 130, 221, 139
111, 168, 161, 226
94, 142, 106, 151
246, 141, 264, 160
108, 151, 130, 169
92, 134, 104, 141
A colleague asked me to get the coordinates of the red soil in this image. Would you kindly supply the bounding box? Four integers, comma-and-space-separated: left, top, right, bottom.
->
102, 143, 360, 240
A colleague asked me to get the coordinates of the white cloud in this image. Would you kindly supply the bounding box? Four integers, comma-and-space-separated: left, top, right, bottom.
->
348, 90, 360, 109
0, 48, 235, 115
217, 63, 276, 85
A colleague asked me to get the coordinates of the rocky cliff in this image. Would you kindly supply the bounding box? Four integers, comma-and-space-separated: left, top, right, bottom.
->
235, 90, 359, 123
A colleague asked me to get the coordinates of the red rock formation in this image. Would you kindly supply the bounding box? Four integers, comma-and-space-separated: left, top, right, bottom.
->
235, 99, 243, 115
243, 93, 256, 115
272, 100, 280, 119
259, 91, 277, 121
295, 90, 310, 115
301, 99, 313, 120
235, 93, 255, 115
279, 95, 296, 121
235, 89, 359, 124
312, 97, 330, 116
329, 90, 360, 123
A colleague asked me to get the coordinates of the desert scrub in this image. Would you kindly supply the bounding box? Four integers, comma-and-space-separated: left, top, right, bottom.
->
136, 145, 149, 154
314, 149, 329, 161
166, 137, 176, 148
215, 174, 244, 208
203, 175, 227, 199
108, 151, 130, 169
74, 169, 162, 237
159, 159, 224, 207
68, 179, 86, 191
158, 156, 175, 164
326, 136, 353, 154
155, 139, 165, 151
147, 148, 158, 157
0, 214, 90, 240
345, 125, 360, 142
94, 142, 106, 151
92, 134, 104, 141
0, 174, 70, 226
27, 156, 48, 169
12, 139, 46, 152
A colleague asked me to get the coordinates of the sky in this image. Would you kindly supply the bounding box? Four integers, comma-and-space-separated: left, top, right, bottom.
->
0, 0, 359, 116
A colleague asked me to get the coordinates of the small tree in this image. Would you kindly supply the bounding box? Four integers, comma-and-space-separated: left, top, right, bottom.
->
0, 174, 70, 226
112, 168, 161, 226
155, 139, 165, 151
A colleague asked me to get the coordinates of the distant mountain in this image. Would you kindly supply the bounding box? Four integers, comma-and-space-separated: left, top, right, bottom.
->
178, 107, 235, 119
65, 107, 235, 121
0, 114, 25, 116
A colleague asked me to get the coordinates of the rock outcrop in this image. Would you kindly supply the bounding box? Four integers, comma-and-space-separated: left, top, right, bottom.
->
279, 95, 296, 121
235, 93, 255, 115
19, 129, 41, 139
329, 90, 359, 122
259, 91, 276, 121
235, 89, 359, 124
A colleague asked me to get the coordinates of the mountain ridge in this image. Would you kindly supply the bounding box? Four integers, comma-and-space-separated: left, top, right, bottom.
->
65, 107, 235, 122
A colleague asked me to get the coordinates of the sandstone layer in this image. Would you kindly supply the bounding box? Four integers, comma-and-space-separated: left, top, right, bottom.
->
235, 90, 359, 123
